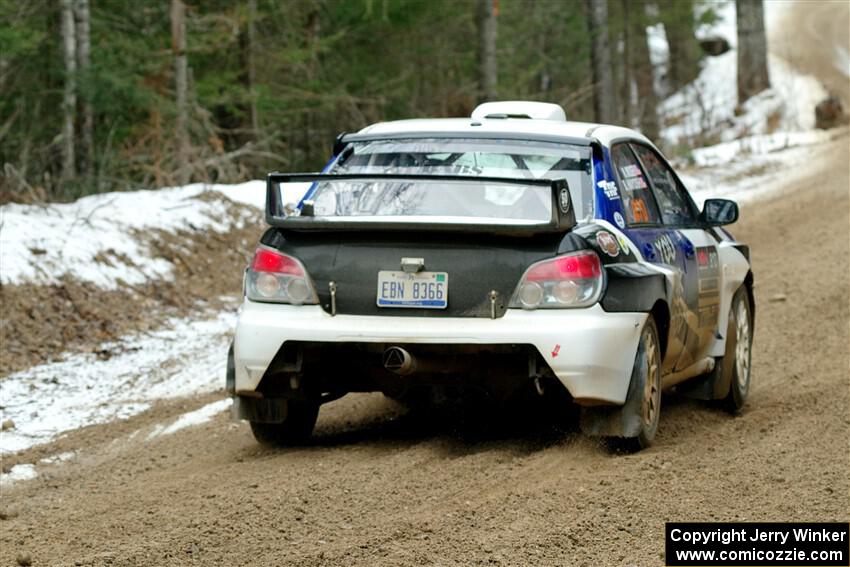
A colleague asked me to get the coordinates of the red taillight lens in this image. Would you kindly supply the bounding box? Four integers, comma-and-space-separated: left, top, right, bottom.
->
524, 252, 602, 281
510, 250, 604, 309
245, 246, 317, 304
251, 248, 304, 276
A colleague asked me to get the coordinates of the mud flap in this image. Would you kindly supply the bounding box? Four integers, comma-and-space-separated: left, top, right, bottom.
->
579, 334, 647, 438
232, 396, 289, 423
676, 372, 717, 400
226, 342, 235, 395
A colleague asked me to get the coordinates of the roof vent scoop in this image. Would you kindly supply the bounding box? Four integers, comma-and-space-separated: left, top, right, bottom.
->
471, 101, 567, 122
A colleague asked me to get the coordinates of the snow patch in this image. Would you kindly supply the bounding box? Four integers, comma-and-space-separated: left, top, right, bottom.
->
689, 129, 836, 168
0, 311, 235, 454
0, 463, 37, 486
148, 398, 233, 439
660, 52, 827, 146
0, 180, 310, 289
38, 451, 76, 465
679, 127, 847, 206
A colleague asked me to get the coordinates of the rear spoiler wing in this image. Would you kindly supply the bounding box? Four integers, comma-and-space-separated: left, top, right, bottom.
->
265, 173, 576, 234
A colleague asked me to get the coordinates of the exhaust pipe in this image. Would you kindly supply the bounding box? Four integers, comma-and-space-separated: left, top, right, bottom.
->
383, 346, 416, 376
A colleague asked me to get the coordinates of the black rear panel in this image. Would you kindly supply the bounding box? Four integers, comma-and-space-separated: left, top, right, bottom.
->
261, 229, 581, 318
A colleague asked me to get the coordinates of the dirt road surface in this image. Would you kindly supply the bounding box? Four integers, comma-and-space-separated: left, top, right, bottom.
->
2, 4, 849, 565
2, 141, 848, 567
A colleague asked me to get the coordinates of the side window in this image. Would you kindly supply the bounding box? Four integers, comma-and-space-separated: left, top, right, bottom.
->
630, 144, 696, 226
610, 143, 661, 225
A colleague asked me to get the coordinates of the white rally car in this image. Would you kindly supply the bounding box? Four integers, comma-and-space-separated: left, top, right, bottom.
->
227, 101, 754, 450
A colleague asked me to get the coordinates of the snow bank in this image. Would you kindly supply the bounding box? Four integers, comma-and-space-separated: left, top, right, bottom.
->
659, 1, 827, 147
0, 180, 310, 289
653, 0, 839, 207
679, 127, 847, 207
0, 311, 235, 454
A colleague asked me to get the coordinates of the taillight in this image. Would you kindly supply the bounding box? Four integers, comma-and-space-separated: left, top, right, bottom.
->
509, 250, 604, 309
245, 246, 319, 305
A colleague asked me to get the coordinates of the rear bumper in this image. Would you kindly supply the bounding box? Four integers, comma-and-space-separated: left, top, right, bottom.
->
233, 300, 646, 405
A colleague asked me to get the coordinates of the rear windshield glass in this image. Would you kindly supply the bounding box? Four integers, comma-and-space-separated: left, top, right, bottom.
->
303, 177, 554, 225
326, 138, 594, 220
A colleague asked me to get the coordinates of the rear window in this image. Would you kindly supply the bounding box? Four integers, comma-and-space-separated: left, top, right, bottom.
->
327, 138, 594, 221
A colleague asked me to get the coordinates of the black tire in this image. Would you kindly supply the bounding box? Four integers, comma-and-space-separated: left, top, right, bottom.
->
249, 399, 319, 447
612, 315, 663, 452
718, 287, 753, 413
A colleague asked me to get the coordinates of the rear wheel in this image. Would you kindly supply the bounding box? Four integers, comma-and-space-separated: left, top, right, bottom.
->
617, 316, 663, 451
249, 399, 319, 447
580, 316, 662, 452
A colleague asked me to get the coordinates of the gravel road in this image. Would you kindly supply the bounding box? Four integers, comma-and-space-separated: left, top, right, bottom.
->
1, 4, 848, 564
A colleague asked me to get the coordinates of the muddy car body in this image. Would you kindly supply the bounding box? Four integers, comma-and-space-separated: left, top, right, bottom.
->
227, 101, 754, 450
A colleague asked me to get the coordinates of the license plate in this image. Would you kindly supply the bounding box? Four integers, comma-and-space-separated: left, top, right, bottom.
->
376, 271, 448, 309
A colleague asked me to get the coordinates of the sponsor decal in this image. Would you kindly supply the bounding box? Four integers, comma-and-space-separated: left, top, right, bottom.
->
558, 186, 571, 213
653, 234, 677, 265
551, 344, 561, 358
596, 230, 620, 257
596, 180, 619, 200
613, 211, 626, 228
619, 163, 648, 192
623, 176, 648, 191
630, 197, 651, 223
697, 246, 718, 269
696, 245, 721, 327
617, 234, 630, 254
620, 164, 642, 177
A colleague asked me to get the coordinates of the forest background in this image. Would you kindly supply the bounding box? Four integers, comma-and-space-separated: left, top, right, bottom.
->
0, 0, 771, 202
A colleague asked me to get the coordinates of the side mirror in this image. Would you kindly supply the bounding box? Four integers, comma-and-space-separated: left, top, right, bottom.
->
700, 198, 739, 226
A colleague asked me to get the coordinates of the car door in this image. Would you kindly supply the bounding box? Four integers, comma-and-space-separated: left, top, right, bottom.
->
629, 142, 721, 370
609, 142, 690, 375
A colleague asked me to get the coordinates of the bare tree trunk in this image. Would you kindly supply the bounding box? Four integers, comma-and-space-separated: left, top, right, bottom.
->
534, 2, 552, 96
74, 0, 93, 179
0, 56, 7, 94
587, 0, 618, 124
304, 6, 321, 165
60, 0, 76, 183
736, 0, 770, 102
171, 0, 190, 184
247, 0, 260, 135
662, 0, 700, 92
633, 2, 660, 140
476, 0, 498, 103
619, 0, 633, 126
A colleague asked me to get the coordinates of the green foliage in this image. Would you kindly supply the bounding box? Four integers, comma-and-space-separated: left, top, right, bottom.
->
0, 0, 703, 202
